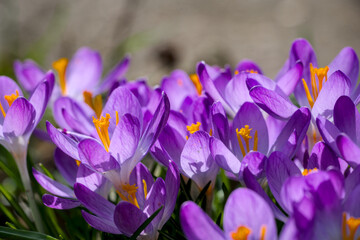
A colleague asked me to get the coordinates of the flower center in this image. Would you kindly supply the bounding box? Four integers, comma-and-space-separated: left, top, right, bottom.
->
302, 63, 329, 108
186, 122, 201, 140
190, 74, 202, 95
0, 90, 20, 118
231, 225, 266, 240
93, 114, 111, 152
302, 168, 318, 176
83, 91, 103, 118
342, 213, 360, 240
236, 125, 258, 157
52, 58, 69, 95
116, 180, 148, 209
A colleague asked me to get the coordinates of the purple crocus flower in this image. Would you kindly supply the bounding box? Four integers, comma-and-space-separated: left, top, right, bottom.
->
249, 38, 359, 122
47, 86, 170, 202
73, 161, 179, 239
197, 59, 303, 117
150, 94, 218, 192
278, 166, 360, 240
180, 188, 277, 240
32, 147, 110, 210
317, 95, 360, 168
210, 102, 311, 178
15, 47, 130, 99
0, 72, 54, 231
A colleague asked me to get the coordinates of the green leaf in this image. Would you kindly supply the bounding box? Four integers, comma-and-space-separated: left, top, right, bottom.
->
0, 202, 24, 229
180, 176, 192, 201
129, 206, 163, 240
38, 163, 55, 180
0, 226, 58, 240
0, 184, 35, 230
195, 181, 211, 204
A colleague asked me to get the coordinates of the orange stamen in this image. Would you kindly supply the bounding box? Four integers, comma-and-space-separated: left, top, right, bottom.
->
190, 74, 202, 95
52, 58, 68, 95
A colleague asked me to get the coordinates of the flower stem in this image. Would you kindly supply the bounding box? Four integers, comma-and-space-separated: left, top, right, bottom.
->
15, 150, 45, 233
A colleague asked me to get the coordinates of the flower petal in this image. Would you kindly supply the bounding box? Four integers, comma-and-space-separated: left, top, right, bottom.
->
113, 201, 152, 237
235, 59, 263, 74
42, 194, 80, 209
223, 188, 277, 240
14, 60, 46, 93
308, 141, 340, 170
181, 131, 218, 189
243, 167, 288, 222
109, 114, 140, 164
210, 136, 240, 174
102, 86, 143, 134
336, 134, 360, 168
334, 95, 360, 144
276, 61, 303, 96
33, 168, 74, 198
312, 70, 351, 119
266, 151, 301, 209
180, 201, 225, 240
46, 121, 79, 160
66, 47, 102, 97
328, 47, 359, 91
3, 97, 35, 138
82, 210, 122, 234
29, 71, 54, 127
74, 183, 115, 221
270, 107, 311, 158
249, 85, 297, 120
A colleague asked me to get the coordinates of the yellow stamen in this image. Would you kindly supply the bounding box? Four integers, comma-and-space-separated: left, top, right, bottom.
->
234, 70, 240, 75
236, 128, 246, 157
342, 212, 360, 240
119, 183, 140, 208
0, 102, 5, 118
4, 90, 19, 107
302, 168, 318, 176
0, 90, 20, 118
186, 122, 201, 135
253, 130, 258, 151
260, 226, 266, 240
303, 63, 329, 108
190, 74, 202, 95
142, 179, 148, 199
239, 125, 252, 152
231, 226, 251, 240
75, 160, 81, 167
116, 111, 119, 126
52, 58, 68, 95
83, 91, 103, 118
93, 114, 111, 152
209, 128, 213, 136
302, 79, 314, 108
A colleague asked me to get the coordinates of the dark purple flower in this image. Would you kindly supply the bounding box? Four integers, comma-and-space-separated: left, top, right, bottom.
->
180, 188, 277, 240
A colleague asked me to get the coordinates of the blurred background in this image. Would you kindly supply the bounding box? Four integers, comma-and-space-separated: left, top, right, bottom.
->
1, 0, 360, 83
0, 0, 360, 168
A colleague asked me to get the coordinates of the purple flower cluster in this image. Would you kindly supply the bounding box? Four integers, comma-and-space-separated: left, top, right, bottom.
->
4, 38, 360, 239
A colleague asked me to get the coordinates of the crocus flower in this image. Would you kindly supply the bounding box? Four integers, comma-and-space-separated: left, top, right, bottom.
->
197, 58, 303, 117
180, 188, 277, 240
317, 95, 360, 168
249, 38, 359, 121
278, 166, 360, 240
33, 147, 110, 210
15, 47, 130, 100
210, 103, 311, 178
0, 72, 54, 231
47, 86, 170, 202
73, 161, 179, 239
